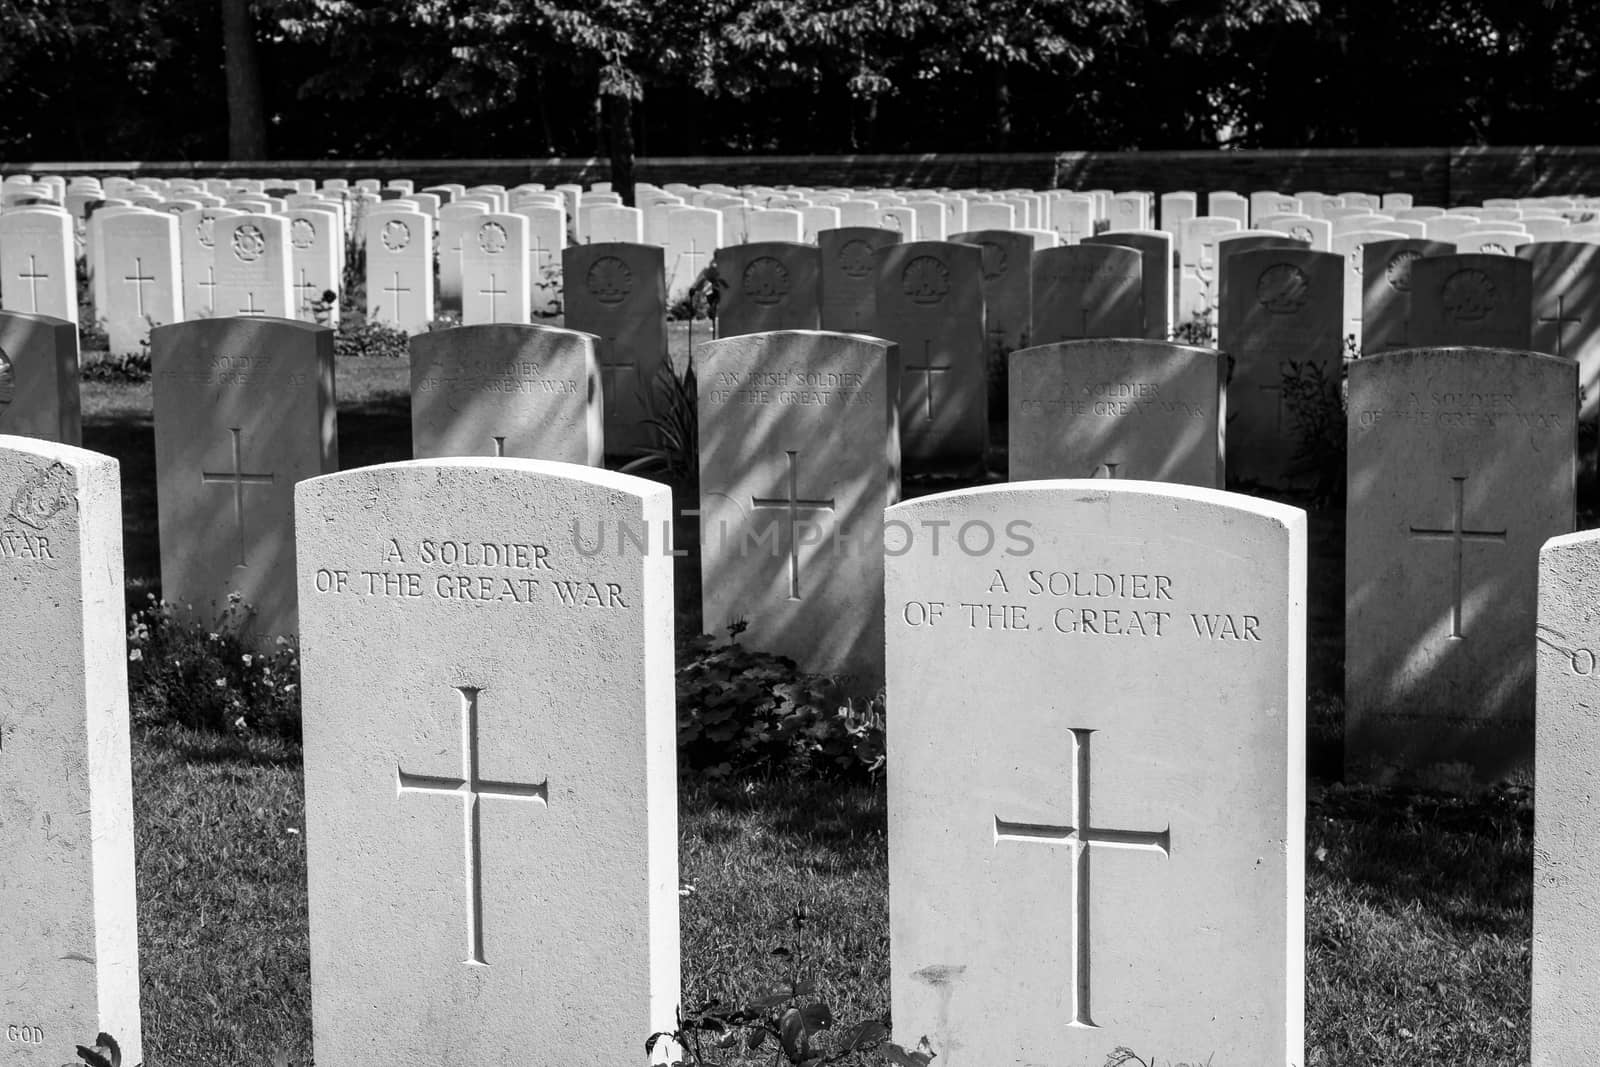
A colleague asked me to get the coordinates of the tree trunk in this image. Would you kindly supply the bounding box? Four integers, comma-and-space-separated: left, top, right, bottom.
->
220, 0, 268, 160
606, 91, 637, 207
992, 64, 1012, 149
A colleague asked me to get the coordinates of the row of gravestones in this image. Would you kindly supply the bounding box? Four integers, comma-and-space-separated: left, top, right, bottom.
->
0, 275, 1579, 789
5, 432, 1600, 1065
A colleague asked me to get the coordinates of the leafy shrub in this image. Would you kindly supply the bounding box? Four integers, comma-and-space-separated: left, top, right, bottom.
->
333, 318, 410, 360
80, 351, 151, 383
670, 263, 722, 322
1280, 358, 1346, 506
622, 360, 700, 490
127, 594, 301, 740
677, 625, 886, 781
1172, 309, 1214, 346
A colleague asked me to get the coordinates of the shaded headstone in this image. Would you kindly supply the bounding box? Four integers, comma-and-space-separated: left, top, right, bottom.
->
151, 317, 338, 638
818, 227, 900, 333
0, 311, 80, 444
1082, 229, 1173, 340
297, 459, 678, 1067
1519, 241, 1600, 413
1029, 244, 1142, 343
1360, 238, 1454, 354
1331, 228, 1408, 344
1215, 231, 1309, 317
410, 324, 601, 463
1409, 253, 1534, 349
1009, 339, 1224, 486
1346, 347, 1575, 787
888, 480, 1306, 1066
0, 435, 143, 1067
562, 243, 666, 457
698, 330, 898, 685
1217, 248, 1344, 488
952, 228, 1035, 366
712, 242, 820, 339
873, 241, 987, 469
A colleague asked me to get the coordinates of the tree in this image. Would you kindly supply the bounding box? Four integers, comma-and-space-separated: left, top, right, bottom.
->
221, 0, 268, 159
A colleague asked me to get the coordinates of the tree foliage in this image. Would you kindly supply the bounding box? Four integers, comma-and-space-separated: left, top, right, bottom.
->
2, 0, 1599, 159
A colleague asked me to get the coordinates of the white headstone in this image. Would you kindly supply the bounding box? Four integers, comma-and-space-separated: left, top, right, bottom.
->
0, 207, 78, 322
461, 213, 532, 325
365, 206, 435, 334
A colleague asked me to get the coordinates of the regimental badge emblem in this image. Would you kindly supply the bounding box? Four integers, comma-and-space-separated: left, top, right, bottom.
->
232, 223, 266, 263
901, 255, 951, 305
1442, 268, 1496, 321
5, 460, 72, 531
291, 218, 317, 250
976, 241, 1008, 280
741, 257, 792, 306
381, 219, 412, 252
1289, 225, 1314, 244
196, 214, 219, 249
478, 221, 508, 255
1480, 242, 1510, 257
1255, 263, 1310, 315
586, 255, 633, 305
1385, 250, 1423, 293
838, 239, 876, 278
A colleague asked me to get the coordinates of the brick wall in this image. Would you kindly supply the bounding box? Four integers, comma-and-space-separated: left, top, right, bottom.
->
11, 146, 1600, 203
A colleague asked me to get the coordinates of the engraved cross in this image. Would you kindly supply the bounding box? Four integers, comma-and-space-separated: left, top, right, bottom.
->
295, 268, 319, 319
238, 291, 266, 317
480, 272, 508, 320
397, 686, 548, 967
199, 266, 218, 312
598, 334, 635, 419
905, 339, 951, 423
200, 427, 276, 567
124, 256, 157, 318
19, 254, 48, 312
995, 728, 1170, 1029
1408, 475, 1508, 639
384, 271, 412, 319
1539, 294, 1584, 357
750, 449, 836, 600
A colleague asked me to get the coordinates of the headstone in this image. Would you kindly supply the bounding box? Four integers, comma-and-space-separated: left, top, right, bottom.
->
461, 213, 532, 326
873, 241, 987, 469
0, 207, 77, 322
1331, 228, 1407, 345
1360, 238, 1454, 354
437, 201, 491, 312
1250, 191, 1301, 223
951, 230, 1035, 385
967, 202, 1016, 230
1050, 193, 1095, 244
1258, 213, 1333, 252
664, 206, 722, 305
296, 458, 678, 1067
887, 480, 1306, 1065
562, 243, 667, 457
410, 324, 601, 463
365, 206, 435, 334
745, 209, 803, 244
713, 242, 820, 338
0, 311, 80, 444
1158, 191, 1197, 237
151, 317, 337, 638
516, 205, 566, 316
1215, 231, 1309, 316
1534, 529, 1600, 1062
587, 205, 644, 245
0, 435, 143, 1067
698, 330, 897, 685
1207, 190, 1250, 227
1008, 339, 1224, 486
800, 205, 841, 244
1425, 215, 1484, 244
1217, 248, 1344, 488
1346, 347, 1574, 786
1177, 216, 1242, 322
287, 207, 341, 324
1520, 242, 1600, 424
1082, 230, 1173, 340
1409, 253, 1534, 349
212, 213, 294, 319
1029, 244, 1142, 343
98, 210, 181, 354
818, 227, 900, 333
1458, 230, 1534, 256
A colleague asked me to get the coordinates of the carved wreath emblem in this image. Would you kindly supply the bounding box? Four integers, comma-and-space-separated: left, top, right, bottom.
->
586, 256, 633, 305
1442, 268, 1497, 321
976, 240, 1008, 280
1289, 224, 1315, 244
838, 239, 876, 279
741, 257, 792, 306
1255, 263, 1311, 315
290, 217, 317, 250
381, 219, 412, 252
232, 223, 267, 263
5, 461, 73, 531
1479, 241, 1511, 257
1385, 250, 1423, 293
478, 221, 508, 254
901, 255, 951, 305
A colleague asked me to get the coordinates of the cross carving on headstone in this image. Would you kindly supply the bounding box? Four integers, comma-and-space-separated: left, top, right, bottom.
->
994, 727, 1171, 1029
124, 256, 157, 318
479, 272, 508, 320
597, 332, 636, 419
238, 292, 266, 317
19, 253, 48, 312
1259, 379, 1289, 433
295, 269, 319, 319
1408, 475, 1508, 640
750, 449, 836, 601
397, 685, 548, 967
1539, 294, 1584, 357
200, 427, 276, 567
384, 272, 412, 323
199, 266, 218, 312
905, 339, 951, 423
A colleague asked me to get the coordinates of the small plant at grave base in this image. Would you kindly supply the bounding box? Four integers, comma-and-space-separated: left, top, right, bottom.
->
61, 1031, 121, 1067
428, 311, 461, 331
1172, 309, 1214, 347
670, 262, 724, 322
1279, 358, 1347, 507
676, 623, 886, 780
333, 318, 410, 360
649, 905, 922, 1067
126, 593, 302, 739
622, 360, 700, 491
535, 259, 564, 317
309, 288, 340, 328
77, 312, 110, 356
80, 350, 152, 383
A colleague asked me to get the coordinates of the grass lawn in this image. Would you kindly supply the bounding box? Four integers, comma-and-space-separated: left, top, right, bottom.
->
77, 343, 1528, 1066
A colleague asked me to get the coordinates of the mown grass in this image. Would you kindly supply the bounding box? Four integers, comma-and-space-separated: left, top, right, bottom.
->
131, 722, 1531, 1067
